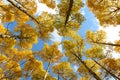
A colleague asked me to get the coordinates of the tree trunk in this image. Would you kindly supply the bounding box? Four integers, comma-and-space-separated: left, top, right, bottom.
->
72, 53, 101, 80
92, 59, 120, 80
7, 0, 44, 27
93, 41, 120, 47
58, 73, 60, 80
43, 61, 51, 80
64, 0, 74, 26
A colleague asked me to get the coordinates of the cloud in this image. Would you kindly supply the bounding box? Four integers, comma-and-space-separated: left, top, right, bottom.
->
99, 25, 120, 58
111, 51, 120, 58
35, 0, 63, 52
3, 0, 9, 5
80, 5, 86, 16
50, 29, 63, 52
82, 0, 86, 4
73, 65, 79, 72
99, 25, 120, 42
50, 29, 62, 42
80, 10, 85, 15
35, 0, 57, 15
35, 0, 63, 43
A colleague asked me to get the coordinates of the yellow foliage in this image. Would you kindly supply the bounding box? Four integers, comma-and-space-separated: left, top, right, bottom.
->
78, 60, 99, 76
39, 42, 62, 62
102, 58, 119, 71
19, 0, 37, 15
86, 30, 95, 42
86, 30, 106, 43
14, 24, 38, 49
58, 0, 83, 16
5, 49, 33, 62
19, 50, 33, 59
80, 77, 88, 80
0, 0, 119, 79
0, 37, 16, 51
63, 40, 76, 49
11, 5, 29, 24
39, 0, 56, 9
0, 68, 3, 78
0, 54, 7, 63
24, 59, 43, 76
0, 4, 15, 23
4, 60, 22, 78
72, 0, 84, 13
32, 68, 57, 80
37, 12, 54, 39
2, 13, 14, 22
52, 62, 74, 78
0, 24, 6, 34
63, 39, 84, 64
85, 45, 104, 59
114, 40, 120, 53
87, 0, 120, 26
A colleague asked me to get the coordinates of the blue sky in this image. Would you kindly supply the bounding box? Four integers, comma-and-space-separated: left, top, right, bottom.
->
3, 0, 99, 80
33, 0, 100, 51
33, 0, 120, 80
30, 0, 100, 80
3, 0, 120, 80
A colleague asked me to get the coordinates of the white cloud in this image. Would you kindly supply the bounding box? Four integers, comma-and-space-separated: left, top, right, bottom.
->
35, 0, 63, 52
99, 25, 120, 42
80, 5, 86, 15
99, 25, 120, 58
35, 0, 57, 15
80, 10, 85, 15
50, 29, 62, 42
3, 0, 9, 5
58, 44, 63, 53
73, 65, 79, 72
111, 51, 120, 58
50, 29, 63, 52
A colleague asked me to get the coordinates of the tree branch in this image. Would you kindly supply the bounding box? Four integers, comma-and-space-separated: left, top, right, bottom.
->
71, 52, 101, 80
93, 41, 120, 47
64, 0, 74, 26
43, 61, 51, 80
7, 0, 45, 27
92, 59, 120, 80
0, 33, 30, 39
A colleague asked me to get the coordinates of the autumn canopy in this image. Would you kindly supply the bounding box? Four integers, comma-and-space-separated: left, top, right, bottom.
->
0, 0, 120, 80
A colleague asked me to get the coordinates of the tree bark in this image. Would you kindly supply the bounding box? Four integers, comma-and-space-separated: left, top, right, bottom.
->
71, 53, 101, 80
93, 41, 120, 47
43, 61, 51, 80
58, 73, 60, 80
92, 59, 120, 80
7, 0, 44, 27
64, 0, 74, 26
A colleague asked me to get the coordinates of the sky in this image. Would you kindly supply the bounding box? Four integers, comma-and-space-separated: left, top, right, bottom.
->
38, 0, 120, 59
34, 1, 120, 80
35, 0, 120, 58
2, 0, 120, 80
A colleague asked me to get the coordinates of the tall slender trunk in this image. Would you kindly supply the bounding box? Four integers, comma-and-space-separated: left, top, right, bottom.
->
93, 41, 120, 47
92, 59, 120, 80
72, 53, 101, 80
43, 61, 51, 80
64, 0, 74, 26
7, 0, 44, 27
58, 73, 60, 80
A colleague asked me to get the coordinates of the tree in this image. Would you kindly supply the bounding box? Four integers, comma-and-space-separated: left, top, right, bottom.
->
0, 0, 120, 80
87, 0, 120, 26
